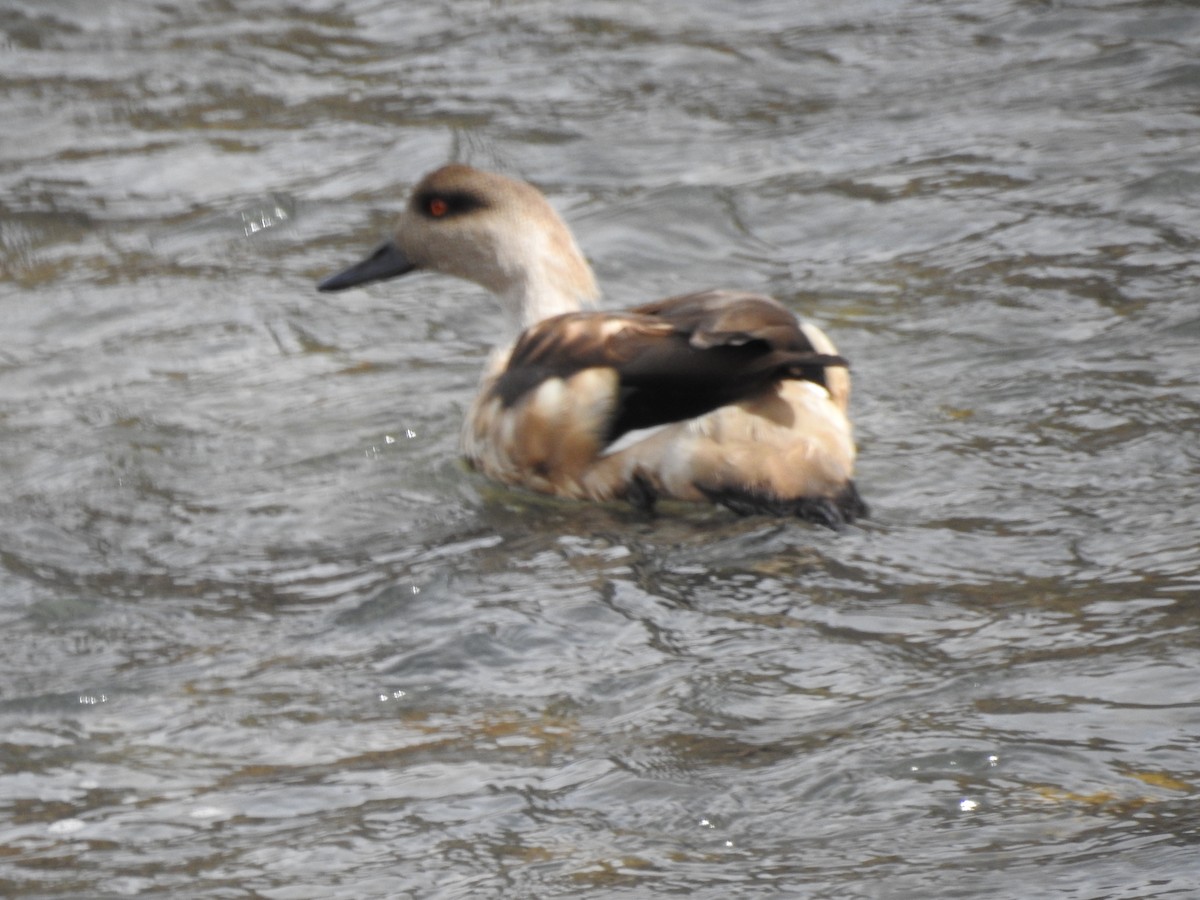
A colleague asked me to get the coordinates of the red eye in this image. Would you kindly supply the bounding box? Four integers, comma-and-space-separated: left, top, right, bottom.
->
428, 197, 448, 217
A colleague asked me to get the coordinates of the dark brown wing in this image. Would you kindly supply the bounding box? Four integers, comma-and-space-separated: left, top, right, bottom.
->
630, 290, 812, 350
489, 290, 847, 445
628, 289, 845, 387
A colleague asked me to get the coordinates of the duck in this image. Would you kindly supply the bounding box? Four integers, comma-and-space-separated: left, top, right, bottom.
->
318, 164, 866, 527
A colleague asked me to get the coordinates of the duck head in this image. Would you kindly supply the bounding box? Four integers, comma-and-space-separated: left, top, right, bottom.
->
318, 165, 599, 328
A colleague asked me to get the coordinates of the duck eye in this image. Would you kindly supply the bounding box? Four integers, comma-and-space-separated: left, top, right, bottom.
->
417, 189, 485, 219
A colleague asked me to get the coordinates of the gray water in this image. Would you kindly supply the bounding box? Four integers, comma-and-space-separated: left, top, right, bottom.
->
2, 1, 1199, 897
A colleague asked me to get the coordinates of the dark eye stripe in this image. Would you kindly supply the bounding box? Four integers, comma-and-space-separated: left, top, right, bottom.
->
414, 189, 489, 219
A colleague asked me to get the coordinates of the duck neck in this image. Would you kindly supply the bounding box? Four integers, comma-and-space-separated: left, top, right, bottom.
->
502, 252, 600, 330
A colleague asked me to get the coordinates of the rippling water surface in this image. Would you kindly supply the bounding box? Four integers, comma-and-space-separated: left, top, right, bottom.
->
2, 1, 1199, 896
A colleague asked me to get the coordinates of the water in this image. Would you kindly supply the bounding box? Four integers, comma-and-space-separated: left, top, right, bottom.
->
2, 0, 1199, 896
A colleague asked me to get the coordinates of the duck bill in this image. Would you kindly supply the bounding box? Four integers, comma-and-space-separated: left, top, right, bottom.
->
317, 240, 416, 292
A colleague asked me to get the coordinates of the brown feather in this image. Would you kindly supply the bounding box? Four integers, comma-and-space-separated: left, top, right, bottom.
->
487, 291, 847, 449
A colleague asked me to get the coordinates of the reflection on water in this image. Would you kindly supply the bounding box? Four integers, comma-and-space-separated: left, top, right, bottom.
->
2, 0, 1199, 897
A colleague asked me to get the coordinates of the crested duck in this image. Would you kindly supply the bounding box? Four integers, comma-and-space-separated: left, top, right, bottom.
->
318, 165, 866, 527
